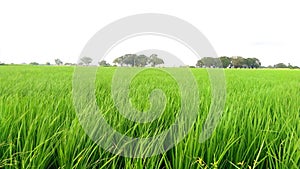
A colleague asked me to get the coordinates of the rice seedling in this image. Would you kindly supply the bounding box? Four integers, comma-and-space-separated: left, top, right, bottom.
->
0, 66, 299, 168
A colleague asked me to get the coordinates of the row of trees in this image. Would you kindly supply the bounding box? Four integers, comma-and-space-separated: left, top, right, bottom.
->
1, 55, 299, 69
54, 57, 91, 66
196, 56, 261, 68
54, 54, 164, 67
113, 54, 164, 67
269, 63, 299, 69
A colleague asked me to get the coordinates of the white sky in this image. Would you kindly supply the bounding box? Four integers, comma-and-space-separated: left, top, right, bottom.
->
105, 35, 199, 66
0, 0, 300, 66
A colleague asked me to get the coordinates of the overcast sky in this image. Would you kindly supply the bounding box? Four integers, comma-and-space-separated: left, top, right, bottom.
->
0, 0, 300, 66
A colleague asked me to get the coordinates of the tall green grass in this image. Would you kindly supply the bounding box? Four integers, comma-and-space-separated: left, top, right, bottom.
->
0, 66, 299, 168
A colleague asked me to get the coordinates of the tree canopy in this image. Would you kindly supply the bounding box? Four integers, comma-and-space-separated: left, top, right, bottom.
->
98, 60, 111, 67
55, 59, 63, 65
113, 54, 164, 67
274, 63, 287, 68
196, 56, 261, 68
148, 54, 164, 67
80, 56, 93, 66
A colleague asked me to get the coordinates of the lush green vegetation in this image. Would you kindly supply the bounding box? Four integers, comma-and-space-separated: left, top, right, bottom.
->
0, 66, 299, 168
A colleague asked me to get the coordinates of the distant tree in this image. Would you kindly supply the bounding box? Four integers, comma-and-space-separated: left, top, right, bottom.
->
98, 60, 111, 67
30, 62, 39, 65
245, 58, 261, 68
136, 54, 148, 67
219, 56, 231, 68
113, 56, 125, 66
123, 54, 137, 67
231, 56, 246, 68
196, 57, 219, 68
80, 56, 93, 66
55, 59, 63, 65
196, 60, 204, 67
113, 54, 164, 67
196, 56, 261, 69
254, 58, 261, 68
64, 63, 74, 66
148, 54, 164, 67
274, 63, 287, 68
46, 62, 51, 65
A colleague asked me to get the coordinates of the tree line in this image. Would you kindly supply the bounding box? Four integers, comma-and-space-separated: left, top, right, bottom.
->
1, 55, 299, 69
112, 54, 164, 67
269, 63, 299, 69
54, 54, 164, 67
196, 56, 262, 68
195, 56, 300, 69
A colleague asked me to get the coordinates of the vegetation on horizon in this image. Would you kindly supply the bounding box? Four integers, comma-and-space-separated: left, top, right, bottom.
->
1, 55, 299, 69
113, 54, 164, 67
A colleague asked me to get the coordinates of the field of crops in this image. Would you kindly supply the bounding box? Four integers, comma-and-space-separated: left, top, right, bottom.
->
0, 65, 299, 168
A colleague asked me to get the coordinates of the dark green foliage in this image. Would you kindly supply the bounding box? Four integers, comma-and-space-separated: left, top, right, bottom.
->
113, 54, 164, 67
98, 60, 111, 67
55, 58, 63, 65
196, 56, 262, 68
30, 62, 39, 65
80, 56, 93, 66
219, 56, 231, 68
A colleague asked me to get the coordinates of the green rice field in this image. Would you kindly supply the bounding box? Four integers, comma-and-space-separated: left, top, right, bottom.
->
0, 65, 299, 168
